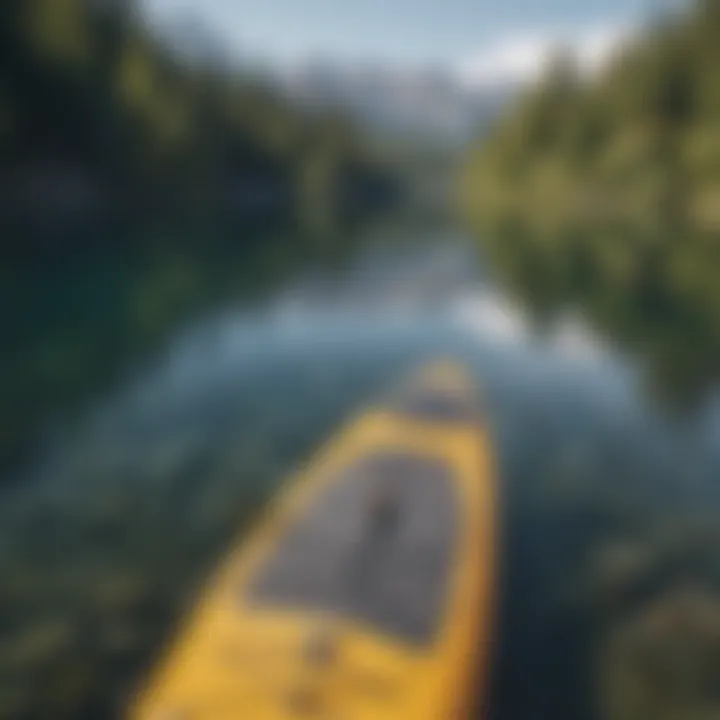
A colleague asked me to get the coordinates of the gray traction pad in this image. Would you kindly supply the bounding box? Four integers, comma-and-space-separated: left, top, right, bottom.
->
247, 452, 459, 645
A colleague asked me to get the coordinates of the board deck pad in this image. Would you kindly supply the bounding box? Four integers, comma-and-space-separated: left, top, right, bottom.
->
247, 452, 459, 645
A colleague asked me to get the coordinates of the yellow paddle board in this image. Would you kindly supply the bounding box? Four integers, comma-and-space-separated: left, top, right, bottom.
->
130, 361, 497, 719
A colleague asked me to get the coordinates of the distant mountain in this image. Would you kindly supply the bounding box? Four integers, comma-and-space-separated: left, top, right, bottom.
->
146, 8, 515, 147
277, 61, 515, 147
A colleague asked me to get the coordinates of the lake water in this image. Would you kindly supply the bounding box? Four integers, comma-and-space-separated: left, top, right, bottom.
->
1, 220, 719, 719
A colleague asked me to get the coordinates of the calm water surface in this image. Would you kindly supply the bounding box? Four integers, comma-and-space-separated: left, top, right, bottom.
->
1, 221, 719, 719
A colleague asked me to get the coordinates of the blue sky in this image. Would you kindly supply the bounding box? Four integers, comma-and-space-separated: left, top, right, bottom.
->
145, 0, 661, 80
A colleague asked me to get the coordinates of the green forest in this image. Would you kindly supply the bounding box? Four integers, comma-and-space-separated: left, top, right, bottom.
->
461, 0, 720, 404
462, 0, 720, 232
0, 0, 397, 234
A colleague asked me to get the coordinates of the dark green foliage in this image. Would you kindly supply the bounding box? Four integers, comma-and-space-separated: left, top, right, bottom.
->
0, 0, 397, 227
460, 0, 720, 405
461, 1, 720, 231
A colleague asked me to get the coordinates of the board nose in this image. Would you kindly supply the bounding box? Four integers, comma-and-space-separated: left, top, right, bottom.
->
386, 359, 483, 424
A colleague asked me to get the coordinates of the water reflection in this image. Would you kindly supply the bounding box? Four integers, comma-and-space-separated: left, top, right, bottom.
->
479, 221, 720, 410
1, 221, 720, 719
0, 217, 369, 479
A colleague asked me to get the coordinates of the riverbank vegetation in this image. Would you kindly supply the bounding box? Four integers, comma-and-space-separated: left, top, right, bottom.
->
461, 0, 720, 404
0, 0, 399, 237
462, 1, 720, 232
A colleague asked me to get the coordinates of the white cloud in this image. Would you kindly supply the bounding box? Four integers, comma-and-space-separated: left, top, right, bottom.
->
457, 23, 635, 88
